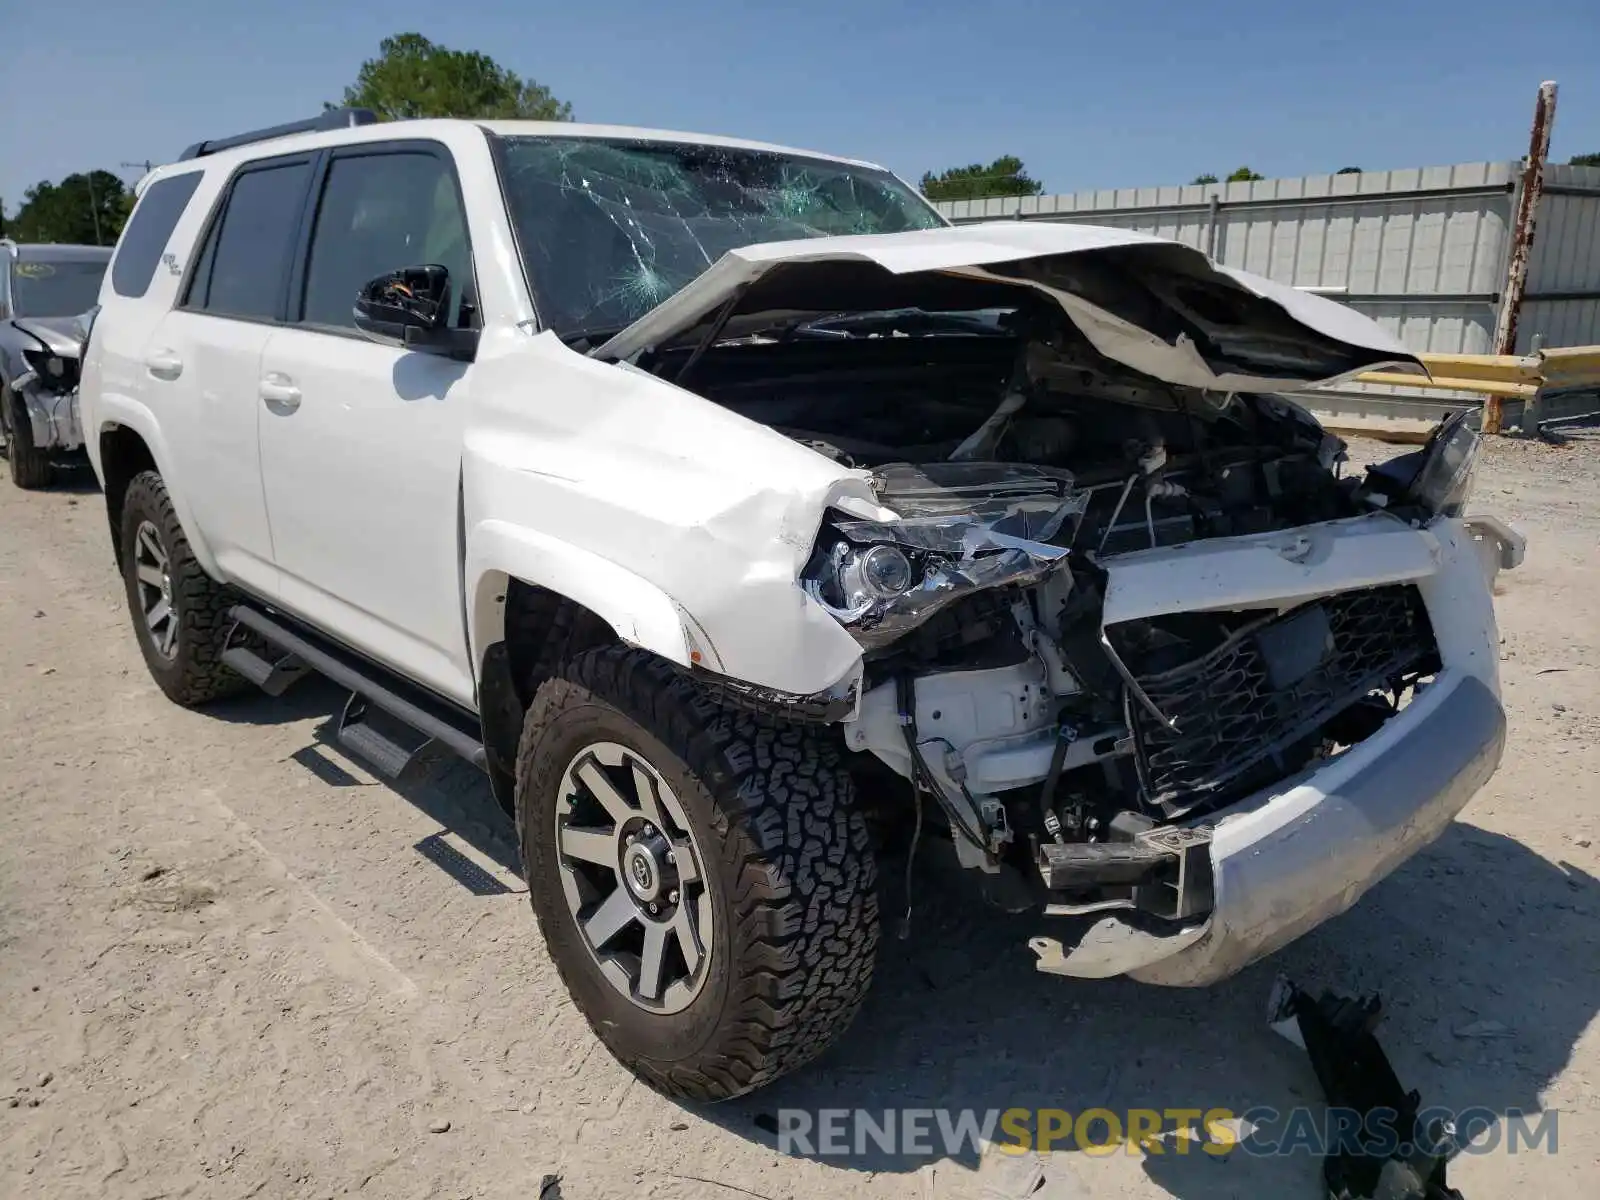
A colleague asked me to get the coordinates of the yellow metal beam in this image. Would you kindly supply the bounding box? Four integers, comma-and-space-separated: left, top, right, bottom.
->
1355, 371, 1538, 399
1537, 346, 1600, 381
1415, 353, 1544, 383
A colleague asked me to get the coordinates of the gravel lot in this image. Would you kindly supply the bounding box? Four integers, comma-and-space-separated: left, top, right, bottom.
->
2, 432, 1597, 1200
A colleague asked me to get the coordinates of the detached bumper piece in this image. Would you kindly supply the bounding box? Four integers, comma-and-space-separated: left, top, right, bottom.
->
1268, 978, 1465, 1200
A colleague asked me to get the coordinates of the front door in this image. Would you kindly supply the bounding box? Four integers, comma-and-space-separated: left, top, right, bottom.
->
257, 141, 479, 704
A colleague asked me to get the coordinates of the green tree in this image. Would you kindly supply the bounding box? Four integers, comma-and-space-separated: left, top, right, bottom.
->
1570, 152, 1600, 167
1191, 173, 1220, 185
334, 32, 572, 121
1336, 166, 1362, 174
9, 171, 131, 245
1226, 165, 1266, 182
919, 156, 1043, 202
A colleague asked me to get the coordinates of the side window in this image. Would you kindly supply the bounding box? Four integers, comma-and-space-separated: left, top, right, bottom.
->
111, 172, 203, 299
299, 150, 473, 331
186, 159, 312, 321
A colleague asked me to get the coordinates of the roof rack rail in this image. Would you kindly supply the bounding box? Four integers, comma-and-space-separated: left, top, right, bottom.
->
178, 107, 380, 162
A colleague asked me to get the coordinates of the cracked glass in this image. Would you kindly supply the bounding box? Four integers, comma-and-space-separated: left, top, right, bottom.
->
493, 136, 944, 338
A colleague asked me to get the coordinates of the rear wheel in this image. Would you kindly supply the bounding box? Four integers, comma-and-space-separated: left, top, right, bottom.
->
516, 646, 879, 1101
118, 471, 246, 707
2, 386, 52, 489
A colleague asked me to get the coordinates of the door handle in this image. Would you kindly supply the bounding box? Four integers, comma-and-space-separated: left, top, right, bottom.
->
259, 375, 302, 412
144, 350, 184, 381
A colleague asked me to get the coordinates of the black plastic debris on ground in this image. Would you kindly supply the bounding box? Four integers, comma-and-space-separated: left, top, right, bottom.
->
1267, 977, 1465, 1200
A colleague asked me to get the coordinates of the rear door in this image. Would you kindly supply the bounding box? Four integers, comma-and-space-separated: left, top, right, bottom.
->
256, 140, 478, 704
141, 153, 316, 597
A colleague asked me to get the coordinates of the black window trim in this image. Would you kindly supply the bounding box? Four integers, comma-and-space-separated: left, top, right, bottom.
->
177, 149, 323, 327
285, 137, 481, 343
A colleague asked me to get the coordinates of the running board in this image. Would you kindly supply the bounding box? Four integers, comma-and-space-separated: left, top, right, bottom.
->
337, 693, 441, 784
221, 631, 310, 697
225, 605, 488, 780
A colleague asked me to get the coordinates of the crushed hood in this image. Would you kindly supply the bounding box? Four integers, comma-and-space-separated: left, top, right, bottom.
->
8, 315, 88, 358
592, 222, 1426, 394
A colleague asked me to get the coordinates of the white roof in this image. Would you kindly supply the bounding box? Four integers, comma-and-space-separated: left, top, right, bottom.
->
139, 117, 885, 192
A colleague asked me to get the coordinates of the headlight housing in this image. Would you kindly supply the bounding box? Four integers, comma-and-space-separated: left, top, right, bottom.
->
1364, 410, 1479, 518
1408, 410, 1479, 516
803, 535, 922, 624
800, 508, 1073, 650
21, 348, 79, 395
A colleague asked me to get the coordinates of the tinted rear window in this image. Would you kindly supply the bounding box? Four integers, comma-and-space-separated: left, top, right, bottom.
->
188, 160, 311, 321
111, 172, 203, 299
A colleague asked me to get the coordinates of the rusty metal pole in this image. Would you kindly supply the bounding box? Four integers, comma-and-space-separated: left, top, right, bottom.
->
1488, 80, 1558, 433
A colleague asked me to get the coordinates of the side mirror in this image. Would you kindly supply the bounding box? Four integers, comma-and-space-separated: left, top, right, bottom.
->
353, 265, 476, 360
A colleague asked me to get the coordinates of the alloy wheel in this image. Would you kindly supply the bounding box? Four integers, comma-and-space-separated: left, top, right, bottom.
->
554, 740, 713, 1014
133, 519, 179, 660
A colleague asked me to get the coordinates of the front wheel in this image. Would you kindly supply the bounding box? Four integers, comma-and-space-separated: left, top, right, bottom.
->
516, 646, 879, 1102
118, 471, 247, 707
2, 386, 52, 489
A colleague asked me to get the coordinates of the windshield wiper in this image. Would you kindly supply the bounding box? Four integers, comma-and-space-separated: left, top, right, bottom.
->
559, 324, 627, 352
767, 308, 1011, 340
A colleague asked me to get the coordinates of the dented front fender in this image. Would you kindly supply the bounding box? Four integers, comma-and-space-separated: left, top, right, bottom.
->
461, 327, 872, 696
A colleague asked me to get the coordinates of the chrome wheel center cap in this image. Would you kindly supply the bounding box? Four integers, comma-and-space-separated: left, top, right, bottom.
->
623, 842, 662, 902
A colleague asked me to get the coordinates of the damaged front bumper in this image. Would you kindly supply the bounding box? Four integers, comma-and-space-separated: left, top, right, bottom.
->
1031, 668, 1505, 984
12, 371, 83, 452
1011, 511, 1514, 984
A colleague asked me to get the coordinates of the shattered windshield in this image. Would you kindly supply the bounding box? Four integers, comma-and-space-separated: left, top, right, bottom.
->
9, 258, 108, 318
494, 135, 945, 338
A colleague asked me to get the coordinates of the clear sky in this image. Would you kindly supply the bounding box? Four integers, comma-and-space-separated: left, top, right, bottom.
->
3, 0, 1597, 209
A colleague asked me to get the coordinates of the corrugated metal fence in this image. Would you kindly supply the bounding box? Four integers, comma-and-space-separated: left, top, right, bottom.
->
1524, 163, 1600, 350
934, 162, 1600, 431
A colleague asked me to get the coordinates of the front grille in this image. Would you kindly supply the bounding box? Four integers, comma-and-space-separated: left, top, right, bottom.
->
1127, 584, 1436, 815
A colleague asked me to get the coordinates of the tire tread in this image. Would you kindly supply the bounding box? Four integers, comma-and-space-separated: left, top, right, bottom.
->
516, 645, 878, 1102
120, 470, 246, 707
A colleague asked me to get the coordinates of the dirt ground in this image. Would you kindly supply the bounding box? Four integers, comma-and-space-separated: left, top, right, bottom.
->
2, 432, 1597, 1200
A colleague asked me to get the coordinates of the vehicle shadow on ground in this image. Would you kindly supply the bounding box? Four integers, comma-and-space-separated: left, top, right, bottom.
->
208, 677, 523, 876
37, 467, 101, 495
699, 818, 1598, 1198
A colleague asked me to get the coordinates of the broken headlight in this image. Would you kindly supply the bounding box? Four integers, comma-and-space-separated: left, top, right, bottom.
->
21, 348, 78, 394
1408, 410, 1479, 516
803, 533, 919, 623
801, 507, 1075, 650
1364, 410, 1479, 518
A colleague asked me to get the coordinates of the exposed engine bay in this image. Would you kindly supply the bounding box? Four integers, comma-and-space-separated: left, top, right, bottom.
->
638, 297, 1462, 923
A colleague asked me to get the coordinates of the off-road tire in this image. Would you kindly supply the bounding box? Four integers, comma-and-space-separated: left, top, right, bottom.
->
516, 645, 879, 1102
3, 386, 52, 489
119, 470, 247, 707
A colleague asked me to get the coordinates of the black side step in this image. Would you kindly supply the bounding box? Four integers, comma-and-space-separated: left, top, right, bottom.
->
226, 605, 487, 780
221, 626, 311, 697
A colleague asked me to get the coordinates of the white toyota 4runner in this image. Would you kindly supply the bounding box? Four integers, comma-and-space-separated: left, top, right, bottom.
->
80, 109, 1525, 1101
